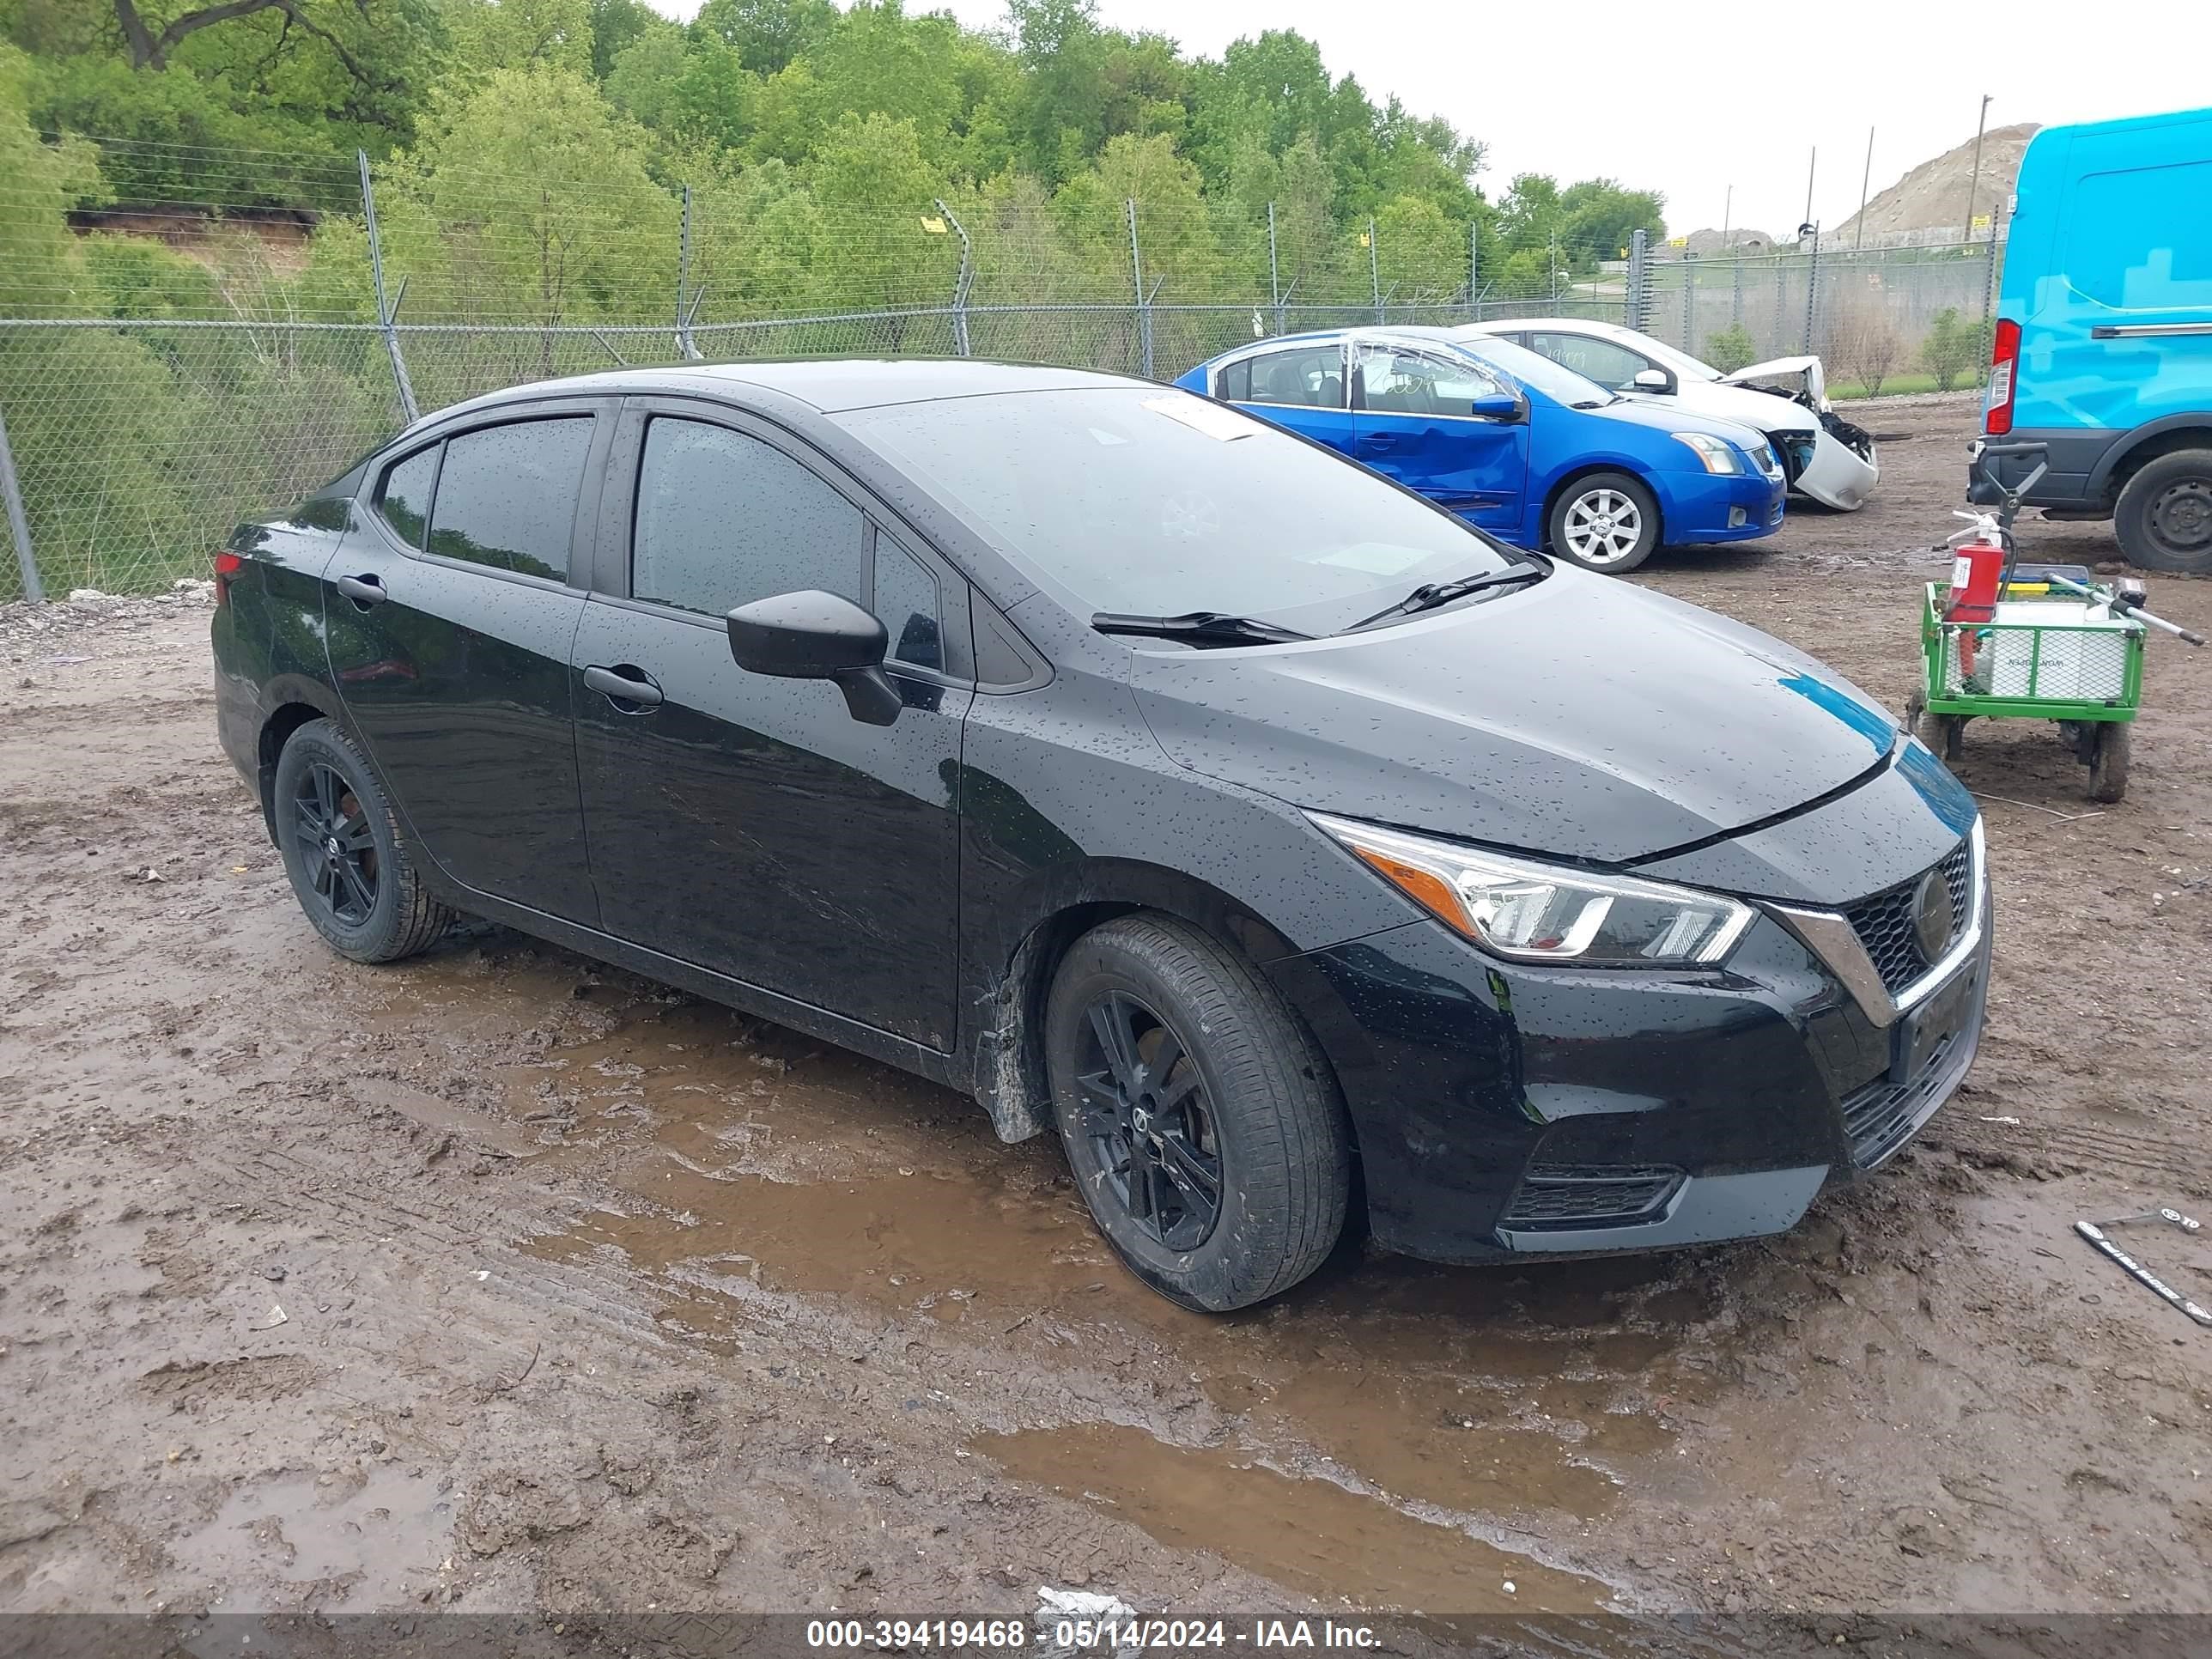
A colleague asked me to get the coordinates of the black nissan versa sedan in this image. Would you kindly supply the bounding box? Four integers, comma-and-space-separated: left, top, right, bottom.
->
212, 359, 1991, 1311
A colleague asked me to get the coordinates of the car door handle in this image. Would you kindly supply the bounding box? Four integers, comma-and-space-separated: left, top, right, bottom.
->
1358, 433, 1400, 452
334, 574, 386, 607
582, 664, 664, 709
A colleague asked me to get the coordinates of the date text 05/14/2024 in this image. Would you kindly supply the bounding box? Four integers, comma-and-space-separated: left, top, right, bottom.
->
804, 1619, 1381, 1650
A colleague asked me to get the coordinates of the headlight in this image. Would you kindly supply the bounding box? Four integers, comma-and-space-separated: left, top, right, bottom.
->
1310, 813, 1756, 967
1674, 431, 1742, 474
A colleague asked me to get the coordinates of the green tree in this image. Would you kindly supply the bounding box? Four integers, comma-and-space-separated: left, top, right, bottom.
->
691, 0, 832, 76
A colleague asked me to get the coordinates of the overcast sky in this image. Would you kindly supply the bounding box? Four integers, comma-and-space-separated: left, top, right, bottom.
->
653, 0, 2211, 234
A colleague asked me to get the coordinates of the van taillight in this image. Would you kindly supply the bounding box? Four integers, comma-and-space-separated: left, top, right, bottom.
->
1984, 318, 2021, 436
214, 548, 243, 606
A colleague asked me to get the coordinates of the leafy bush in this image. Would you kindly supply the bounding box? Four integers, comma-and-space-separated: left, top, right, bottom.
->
1701, 322, 1758, 374
1919, 307, 1990, 392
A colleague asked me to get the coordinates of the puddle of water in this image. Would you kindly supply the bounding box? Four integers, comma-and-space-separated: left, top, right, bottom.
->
974, 1423, 1605, 1614
171, 1465, 449, 1609
523, 1160, 1109, 1322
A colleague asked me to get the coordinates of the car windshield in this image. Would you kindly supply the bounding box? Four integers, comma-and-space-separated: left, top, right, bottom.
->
839, 388, 1523, 635
1449, 337, 1618, 409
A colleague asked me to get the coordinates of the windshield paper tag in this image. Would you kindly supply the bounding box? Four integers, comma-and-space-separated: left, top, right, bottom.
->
1142, 394, 1255, 442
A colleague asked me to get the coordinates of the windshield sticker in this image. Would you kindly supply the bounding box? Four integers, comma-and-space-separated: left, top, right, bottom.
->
1141, 394, 1256, 442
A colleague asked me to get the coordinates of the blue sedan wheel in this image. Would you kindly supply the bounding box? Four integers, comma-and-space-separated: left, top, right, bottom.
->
1548, 471, 1660, 574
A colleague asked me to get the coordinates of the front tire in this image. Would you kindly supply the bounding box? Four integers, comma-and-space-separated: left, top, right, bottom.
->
1043, 915, 1351, 1312
2114, 449, 2212, 574
1547, 471, 1660, 573
272, 718, 453, 963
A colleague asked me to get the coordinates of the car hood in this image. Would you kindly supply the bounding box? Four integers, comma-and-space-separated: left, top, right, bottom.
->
1575, 393, 1771, 448
1723, 355, 1827, 406
1128, 569, 1900, 865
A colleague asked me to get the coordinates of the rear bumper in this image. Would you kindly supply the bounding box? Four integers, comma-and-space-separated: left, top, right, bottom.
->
1659, 469, 1787, 544
1967, 428, 2123, 510
1266, 880, 1990, 1267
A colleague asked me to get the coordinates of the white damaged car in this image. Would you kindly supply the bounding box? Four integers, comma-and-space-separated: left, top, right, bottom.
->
1449, 318, 1880, 511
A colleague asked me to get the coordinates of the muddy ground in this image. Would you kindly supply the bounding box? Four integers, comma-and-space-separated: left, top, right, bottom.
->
3, 396, 2209, 1639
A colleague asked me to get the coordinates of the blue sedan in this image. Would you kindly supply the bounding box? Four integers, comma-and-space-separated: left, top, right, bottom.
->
1175, 327, 1786, 572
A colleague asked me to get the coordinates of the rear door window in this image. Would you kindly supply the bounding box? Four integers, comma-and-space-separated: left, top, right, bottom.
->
425, 417, 592, 582
631, 416, 866, 616
377, 445, 439, 549
1239, 345, 1346, 410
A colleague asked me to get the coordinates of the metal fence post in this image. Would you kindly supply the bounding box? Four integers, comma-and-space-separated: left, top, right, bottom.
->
1126, 199, 1152, 380
1980, 203, 2003, 322
1468, 220, 1480, 318
677, 185, 699, 361
357, 149, 419, 426
1731, 252, 1743, 330
937, 198, 974, 357
1803, 226, 1821, 354
1369, 217, 1382, 324
1681, 252, 1698, 352
1628, 230, 1648, 331
1267, 201, 1281, 336
0, 402, 41, 604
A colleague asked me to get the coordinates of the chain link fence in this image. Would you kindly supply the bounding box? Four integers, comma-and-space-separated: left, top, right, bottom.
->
0, 136, 2001, 600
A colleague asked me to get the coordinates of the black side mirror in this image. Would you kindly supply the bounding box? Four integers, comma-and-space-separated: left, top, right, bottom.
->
725, 589, 900, 726
1631, 367, 1676, 395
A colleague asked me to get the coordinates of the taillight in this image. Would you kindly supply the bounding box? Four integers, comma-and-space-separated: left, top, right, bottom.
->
1984, 318, 2021, 436
213, 548, 243, 606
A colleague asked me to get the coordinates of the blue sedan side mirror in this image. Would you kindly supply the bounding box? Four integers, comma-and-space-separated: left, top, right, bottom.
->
1469, 393, 1523, 422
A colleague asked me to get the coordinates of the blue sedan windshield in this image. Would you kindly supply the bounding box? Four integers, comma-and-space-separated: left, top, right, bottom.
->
842, 387, 1522, 632
1452, 336, 1618, 410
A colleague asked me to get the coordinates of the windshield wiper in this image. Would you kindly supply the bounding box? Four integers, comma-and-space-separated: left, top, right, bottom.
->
1091, 610, 1311, 647
1342, 562, 1545, 633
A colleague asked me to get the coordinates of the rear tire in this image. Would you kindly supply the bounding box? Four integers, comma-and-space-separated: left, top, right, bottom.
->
272, 718, 453, 963
1043, 915, 1351, 1312
2113, 449, 2212, 574
2087, 722, 2131, 804
1547, 471, 1660, 573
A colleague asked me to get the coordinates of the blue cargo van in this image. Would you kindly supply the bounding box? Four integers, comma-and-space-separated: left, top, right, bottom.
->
1973, 104, 2212, 572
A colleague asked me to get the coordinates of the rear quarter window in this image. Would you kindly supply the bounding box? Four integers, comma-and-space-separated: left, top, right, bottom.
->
2065, 159, 2212, 309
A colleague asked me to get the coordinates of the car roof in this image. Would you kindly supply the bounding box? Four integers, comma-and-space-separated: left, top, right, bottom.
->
1455, 317, 1630, 338
406, 358, 1146, 433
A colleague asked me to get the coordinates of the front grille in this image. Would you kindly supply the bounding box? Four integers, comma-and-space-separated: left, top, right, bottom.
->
1502, 1163, 1684, 1231
1842, 839, 1974, 995
1841, 1036, 1959, 1168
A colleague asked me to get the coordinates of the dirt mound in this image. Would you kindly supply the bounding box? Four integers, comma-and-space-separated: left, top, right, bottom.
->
1834, 123, 2041, 244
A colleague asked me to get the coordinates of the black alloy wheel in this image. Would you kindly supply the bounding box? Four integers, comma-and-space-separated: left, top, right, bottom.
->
270, 717, 453, 963
1072, 990, 1222, 1253
291, 760, 380, 925
1044, 914, 1351, 1312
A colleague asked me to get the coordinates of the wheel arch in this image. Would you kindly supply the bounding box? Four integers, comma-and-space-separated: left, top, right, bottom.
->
963, 859, 1338, 1148
253, 679, 349, 840
2087, 417, 2212, 501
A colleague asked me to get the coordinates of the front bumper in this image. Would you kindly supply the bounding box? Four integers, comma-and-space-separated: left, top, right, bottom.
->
1660, 468, 1789, 544
1265, 842, 1990, 1265
1795, 424, 1880, 511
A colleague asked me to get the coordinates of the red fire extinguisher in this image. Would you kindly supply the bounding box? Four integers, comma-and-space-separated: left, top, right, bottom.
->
1946, 523, 2005, 623
1945, 508, 2008, 684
